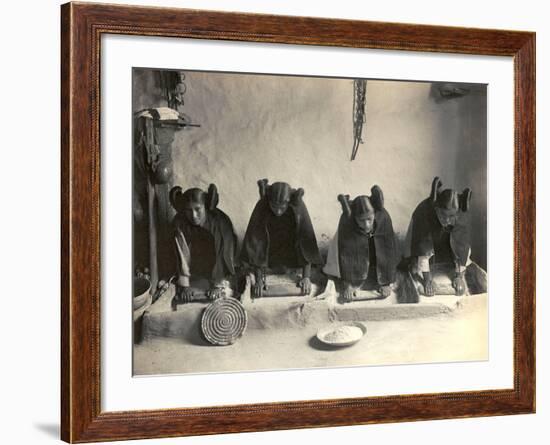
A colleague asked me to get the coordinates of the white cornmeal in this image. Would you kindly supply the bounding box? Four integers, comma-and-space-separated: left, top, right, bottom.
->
323, 326, 363, 343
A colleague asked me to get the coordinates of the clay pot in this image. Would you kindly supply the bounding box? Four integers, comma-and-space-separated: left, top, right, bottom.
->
153, 162, 173, 184
133, 277, 151, 310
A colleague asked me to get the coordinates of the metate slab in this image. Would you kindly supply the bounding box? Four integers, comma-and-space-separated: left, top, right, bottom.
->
140, 284, 485, 341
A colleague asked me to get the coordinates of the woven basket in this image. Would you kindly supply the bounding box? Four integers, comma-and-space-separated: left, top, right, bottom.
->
201, 297, 247, 346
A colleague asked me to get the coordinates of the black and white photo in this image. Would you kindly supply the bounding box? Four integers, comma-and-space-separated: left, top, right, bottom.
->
132, 68, 488, 376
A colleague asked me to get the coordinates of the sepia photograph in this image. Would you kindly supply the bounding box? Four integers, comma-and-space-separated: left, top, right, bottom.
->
132, 68, 488, 376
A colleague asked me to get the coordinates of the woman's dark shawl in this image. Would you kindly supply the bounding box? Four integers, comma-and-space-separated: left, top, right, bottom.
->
410, 198, 471, 267
173, 209, 237, 282
337, 208, 397, 284
241, 197, 322, 268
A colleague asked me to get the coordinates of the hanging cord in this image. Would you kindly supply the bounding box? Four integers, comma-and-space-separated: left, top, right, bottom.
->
351, 79, 367, 161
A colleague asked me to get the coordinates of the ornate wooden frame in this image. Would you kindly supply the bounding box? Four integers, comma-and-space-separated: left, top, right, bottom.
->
61, 2, 536, 442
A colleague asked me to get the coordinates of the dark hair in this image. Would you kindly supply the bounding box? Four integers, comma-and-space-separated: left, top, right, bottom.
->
169, 186, 206, 212
351, 195, 374, 217
435, 189, 459, 211
267, 182, 291, 204
181, 188, 206, 206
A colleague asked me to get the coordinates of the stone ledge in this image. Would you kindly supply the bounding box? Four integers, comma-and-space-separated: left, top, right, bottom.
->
140, 284, 486, 341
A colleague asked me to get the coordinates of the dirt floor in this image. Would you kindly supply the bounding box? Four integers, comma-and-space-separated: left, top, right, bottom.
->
133, 294, 488, 376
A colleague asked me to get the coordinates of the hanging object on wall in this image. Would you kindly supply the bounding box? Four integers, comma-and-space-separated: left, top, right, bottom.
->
156, 71, 200, 128
159, 70, 187, 111
438, 83, 470, 99
133, 70, 202, 291
133, 106, 200, 291
351, 79, 367, 161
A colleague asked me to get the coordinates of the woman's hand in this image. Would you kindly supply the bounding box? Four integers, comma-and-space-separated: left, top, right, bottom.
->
422, 272, 435, 296
379, 285, 391, 298
299, 277, 312, 296
175, 285, 194, 303
342, 283, 355, 302
253, 269, 265, 298
453, 272, 466, 296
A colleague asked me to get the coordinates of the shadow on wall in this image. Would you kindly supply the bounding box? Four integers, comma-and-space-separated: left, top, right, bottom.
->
133, 69, 487, 271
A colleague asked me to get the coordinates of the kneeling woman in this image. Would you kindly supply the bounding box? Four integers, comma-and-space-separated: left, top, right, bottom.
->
240, 179, 322, 298
323, 186, 397, 302
404, 177, 473, 296
170, 184, 237, 304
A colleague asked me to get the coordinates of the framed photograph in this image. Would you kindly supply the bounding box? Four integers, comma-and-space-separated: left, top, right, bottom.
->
61, 2, 535, 442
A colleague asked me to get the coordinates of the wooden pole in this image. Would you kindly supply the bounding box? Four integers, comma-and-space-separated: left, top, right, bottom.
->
147, 175, 159, 292
144, 118, 159, 292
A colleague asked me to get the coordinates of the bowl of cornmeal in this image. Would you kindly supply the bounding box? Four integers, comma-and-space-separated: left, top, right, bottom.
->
316, 322, 367, 347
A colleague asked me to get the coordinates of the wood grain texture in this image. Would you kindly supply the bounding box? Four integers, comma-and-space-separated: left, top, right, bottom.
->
60, 2, 536, 443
